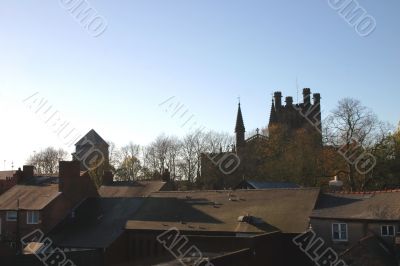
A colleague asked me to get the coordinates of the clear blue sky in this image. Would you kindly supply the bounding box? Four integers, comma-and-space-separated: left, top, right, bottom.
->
0, 0, 399, 168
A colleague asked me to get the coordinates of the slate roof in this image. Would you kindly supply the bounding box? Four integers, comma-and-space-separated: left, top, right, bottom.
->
236, 180, 300, 189
341, 235, 398, 266
0, 184, 60, 210
51, 197, 144, 249
311, 191, 400, 221
0, 170, 15, 180
126, 188, 320, 234
75, 129, 108, 147
99, 180, 166, 197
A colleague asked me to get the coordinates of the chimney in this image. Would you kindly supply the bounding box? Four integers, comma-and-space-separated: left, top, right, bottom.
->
162, 168, 171, 182
303, 88, 311, 105
285, 96, 293, 107
22, 165, 34, 178
14, 168, 23, 183
274, 91, 282, 108
102, 170, 114, 185
59, 161, 80, 192
313, 93, 321, 105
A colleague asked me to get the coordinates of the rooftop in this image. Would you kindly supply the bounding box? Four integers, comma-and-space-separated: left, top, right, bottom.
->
99, 180, 167, 197
75, 129, 109, 147
311, 191, 400, 221
51, 197, 144, 249
0, 183, 60, 210
0, 170, 16, 180
236, 180, 300, 189
341, 235, 397, 266
126, 188, 320, 234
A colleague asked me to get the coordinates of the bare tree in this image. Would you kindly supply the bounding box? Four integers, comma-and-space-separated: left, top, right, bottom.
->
204, 131, 234, 153
27, 147, 68, 174
326, 98, 389, 190
115, 142, 142, 181
107, 141, 119, 171
166, 136, 181, 181
179, 131, 199, 182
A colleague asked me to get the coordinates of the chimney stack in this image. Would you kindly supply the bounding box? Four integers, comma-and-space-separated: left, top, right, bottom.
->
313, 93, 321, 105
102, 170, 114, 185
274, 91, 282, 108
285, 96, 293, 107
22, 165, 34, 178
303, 88, 311, 105
59, 161, 80, 192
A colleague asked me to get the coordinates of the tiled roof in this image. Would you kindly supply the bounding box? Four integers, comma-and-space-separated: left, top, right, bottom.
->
126, 188, 320, 234
99, 180, 166, 197
311, 191, 400, 221
0, 184, 60, 210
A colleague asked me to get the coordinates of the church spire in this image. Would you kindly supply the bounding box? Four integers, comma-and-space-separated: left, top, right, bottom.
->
235, 103, 245, 133
235, 102, 245, 151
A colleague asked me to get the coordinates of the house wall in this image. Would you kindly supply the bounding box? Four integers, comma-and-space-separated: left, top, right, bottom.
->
124, 230, 313, 266
104, 232, 129, 266
0, 195, 73, 246
310, 218, 398, 251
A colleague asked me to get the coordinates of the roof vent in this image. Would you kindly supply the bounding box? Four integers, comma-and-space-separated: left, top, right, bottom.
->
238, 215, 263, 225
329, 176, 343, 192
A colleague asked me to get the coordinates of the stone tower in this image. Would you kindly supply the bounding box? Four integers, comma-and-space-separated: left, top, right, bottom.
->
235, 103, 246, 153
268, 88, 322, 144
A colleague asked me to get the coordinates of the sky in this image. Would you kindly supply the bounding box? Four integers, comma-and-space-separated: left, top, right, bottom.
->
0, 0, 399, 169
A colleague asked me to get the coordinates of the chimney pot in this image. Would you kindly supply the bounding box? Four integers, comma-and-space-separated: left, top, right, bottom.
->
285, 96, 293, 106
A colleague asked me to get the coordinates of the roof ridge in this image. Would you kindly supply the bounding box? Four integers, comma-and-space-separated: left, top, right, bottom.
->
330, 189, 400, 195
152, 187, 320, 194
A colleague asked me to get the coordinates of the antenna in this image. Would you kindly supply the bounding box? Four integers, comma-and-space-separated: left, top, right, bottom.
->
296, 77, 299, 103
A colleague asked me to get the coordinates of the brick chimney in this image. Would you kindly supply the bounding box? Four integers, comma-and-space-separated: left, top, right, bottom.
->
313, 93, 321, 105
274, 91, 282, 108
23, 165, 34, 178
102, 170, 114, 185
59, 161, 80, 193
303, 88, 311, 105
